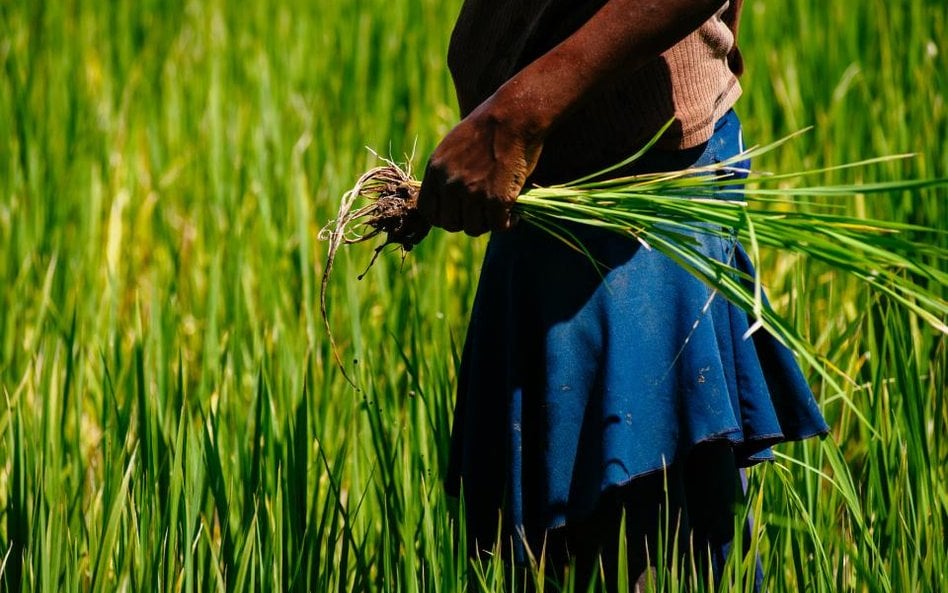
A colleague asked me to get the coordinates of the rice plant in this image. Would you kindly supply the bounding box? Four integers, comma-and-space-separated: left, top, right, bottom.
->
0, 0, 945, 592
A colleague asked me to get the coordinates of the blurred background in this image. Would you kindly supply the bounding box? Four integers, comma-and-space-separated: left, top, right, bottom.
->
0, 0, 944, 591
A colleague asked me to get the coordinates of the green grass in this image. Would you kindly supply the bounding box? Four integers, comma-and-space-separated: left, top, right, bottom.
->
0, 0, 945, 591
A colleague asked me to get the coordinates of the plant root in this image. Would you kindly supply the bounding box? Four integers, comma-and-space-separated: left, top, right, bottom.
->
318, 160, 427, 387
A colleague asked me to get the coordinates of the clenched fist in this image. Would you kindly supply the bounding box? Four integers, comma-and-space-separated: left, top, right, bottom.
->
418, 95, 543, 237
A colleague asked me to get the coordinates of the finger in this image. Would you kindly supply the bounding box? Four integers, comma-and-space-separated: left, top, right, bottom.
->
439, 184, 463, 232
403, 219, 431, 249
462, 195, 488, 237
485, 198, 514, 232
417, 161, 441, 224
507, 210, 521, 229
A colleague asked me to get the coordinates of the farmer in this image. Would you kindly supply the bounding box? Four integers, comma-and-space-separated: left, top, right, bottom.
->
417, 0, 828, 589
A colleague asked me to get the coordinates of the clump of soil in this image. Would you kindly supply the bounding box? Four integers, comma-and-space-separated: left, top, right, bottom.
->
318, 161, 428, 386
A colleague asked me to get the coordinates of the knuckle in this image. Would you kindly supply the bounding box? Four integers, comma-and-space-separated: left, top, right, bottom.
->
428, 155, 446, 171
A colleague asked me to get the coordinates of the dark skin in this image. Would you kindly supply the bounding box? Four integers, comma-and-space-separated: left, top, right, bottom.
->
418, 0, 731, 237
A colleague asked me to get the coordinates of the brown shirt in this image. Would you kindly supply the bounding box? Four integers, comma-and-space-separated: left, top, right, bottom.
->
447, 1, 744, 183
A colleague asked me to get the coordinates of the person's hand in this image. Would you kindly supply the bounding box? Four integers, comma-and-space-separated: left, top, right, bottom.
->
418, 95, 543, 237
418, 0, 729, 238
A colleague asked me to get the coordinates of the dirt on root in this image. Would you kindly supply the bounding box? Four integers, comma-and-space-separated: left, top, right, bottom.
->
318, 163, 428, 387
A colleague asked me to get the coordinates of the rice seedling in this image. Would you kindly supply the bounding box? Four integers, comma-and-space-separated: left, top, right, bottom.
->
321, 135, 946, 397
0, 0, 945, 591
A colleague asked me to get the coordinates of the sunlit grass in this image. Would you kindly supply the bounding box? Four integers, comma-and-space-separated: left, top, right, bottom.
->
0, 0, 945, 591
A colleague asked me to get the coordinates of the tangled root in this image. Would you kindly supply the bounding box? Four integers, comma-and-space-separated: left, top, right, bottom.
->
318, 160, 428, 387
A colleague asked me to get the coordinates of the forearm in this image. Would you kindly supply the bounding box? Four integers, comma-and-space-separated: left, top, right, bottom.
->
418, 0, 729, 235
489, 0, 729, 139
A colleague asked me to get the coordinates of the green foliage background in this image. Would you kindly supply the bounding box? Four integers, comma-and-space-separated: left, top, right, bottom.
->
0, 0, 945, 591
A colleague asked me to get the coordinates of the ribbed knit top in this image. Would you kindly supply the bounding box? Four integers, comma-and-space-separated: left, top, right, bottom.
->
447, 1, 744, 184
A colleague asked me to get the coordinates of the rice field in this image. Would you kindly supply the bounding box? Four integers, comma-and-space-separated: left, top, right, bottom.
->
0, 0, 945, 591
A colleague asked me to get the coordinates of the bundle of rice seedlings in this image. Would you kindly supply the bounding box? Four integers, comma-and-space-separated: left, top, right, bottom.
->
320, 131, 947, 390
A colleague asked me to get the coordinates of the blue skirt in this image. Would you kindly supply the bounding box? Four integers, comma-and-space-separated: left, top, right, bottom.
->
444, 111, 829, 563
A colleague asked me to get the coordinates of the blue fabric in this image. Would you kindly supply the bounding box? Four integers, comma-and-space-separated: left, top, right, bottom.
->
445, 110, 829, 565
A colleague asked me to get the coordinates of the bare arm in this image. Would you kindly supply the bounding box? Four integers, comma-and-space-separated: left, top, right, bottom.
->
418, 0, 729, 236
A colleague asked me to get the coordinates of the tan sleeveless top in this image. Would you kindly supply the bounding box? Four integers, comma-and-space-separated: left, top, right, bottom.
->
447, 1, 744, 183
